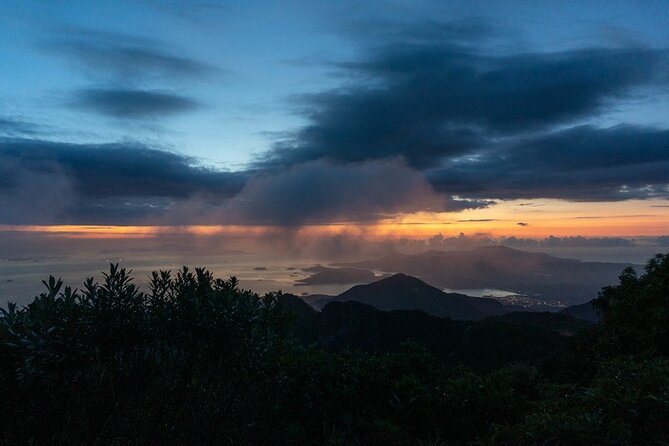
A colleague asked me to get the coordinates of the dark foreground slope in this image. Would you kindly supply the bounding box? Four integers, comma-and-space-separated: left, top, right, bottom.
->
560, 300, 602, 323
2, 255, 669, 445
318, 301, 580, 369
280, 291, 590, 370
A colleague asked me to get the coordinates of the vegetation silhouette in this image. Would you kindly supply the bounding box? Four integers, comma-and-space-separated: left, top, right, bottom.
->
1, 255, 669, 445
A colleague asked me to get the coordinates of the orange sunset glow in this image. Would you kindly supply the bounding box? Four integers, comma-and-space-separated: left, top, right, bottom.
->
4, 199, 668, 240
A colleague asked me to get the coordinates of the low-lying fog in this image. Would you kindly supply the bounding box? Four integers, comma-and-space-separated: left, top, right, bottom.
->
1, 231, 667, 306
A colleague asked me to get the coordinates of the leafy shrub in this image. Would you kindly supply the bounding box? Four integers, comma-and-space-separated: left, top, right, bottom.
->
490, 357, 669, 445
0, 265, 292, 444
594, 253, 669, 355
1, 256, 669, 445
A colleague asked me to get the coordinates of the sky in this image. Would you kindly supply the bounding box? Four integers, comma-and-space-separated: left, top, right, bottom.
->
1, 0, 669, 260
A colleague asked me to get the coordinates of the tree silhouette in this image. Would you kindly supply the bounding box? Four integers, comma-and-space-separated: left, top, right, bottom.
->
595, 253, 669, 355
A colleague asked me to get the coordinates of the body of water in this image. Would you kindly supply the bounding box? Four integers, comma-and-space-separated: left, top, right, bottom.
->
0, 253, 361, 306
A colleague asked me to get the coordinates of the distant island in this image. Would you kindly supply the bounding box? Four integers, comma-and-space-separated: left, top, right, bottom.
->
295, 265, 378, 286
336, 246, 631, 305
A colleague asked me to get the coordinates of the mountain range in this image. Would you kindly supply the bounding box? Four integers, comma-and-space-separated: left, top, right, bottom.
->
302, 272, 603, 324
279, 280, 593, 370
334, 246, 630, 305
305, 273, 521, 320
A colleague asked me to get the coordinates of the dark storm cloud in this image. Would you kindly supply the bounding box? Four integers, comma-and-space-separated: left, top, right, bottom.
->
428, 125, 669, 201
44, 28, 215, 83
259, 42, 669, 169
223, 159, 444, 225
6, 20, 668, 226
0, 138, 245, 199
44, 28, 212, 122
347, 45, 668, 131
502, 125, 669, 171
0, 151, 75, 224
0, 138, 446, 225
73, 88, 201, 119
254, 24, 669, 206
444, 196, 496, 212
0, 138, 249, 224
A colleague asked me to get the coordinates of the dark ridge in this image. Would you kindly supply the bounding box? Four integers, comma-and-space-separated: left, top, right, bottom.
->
560, 300, 602, 324
336, 246, 631, 304
317, 272, 516, 320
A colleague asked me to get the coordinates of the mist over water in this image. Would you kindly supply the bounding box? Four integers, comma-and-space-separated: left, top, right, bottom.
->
2, 241, 664, 306
0, 252, 359, 306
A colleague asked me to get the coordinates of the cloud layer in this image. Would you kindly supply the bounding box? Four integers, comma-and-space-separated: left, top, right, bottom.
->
223, 159, 444, 225
0, 138, 245, 224
4, 20, 669, 225
73, 88, 201, 119
44, 28, 213, 121
429, 125, 669, 200
44, 28, 214, 83
254, 31, 669, 207
260, 45, 669, 170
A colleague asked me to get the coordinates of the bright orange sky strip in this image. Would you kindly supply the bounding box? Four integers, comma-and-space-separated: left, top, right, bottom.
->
2, 198, 668, 240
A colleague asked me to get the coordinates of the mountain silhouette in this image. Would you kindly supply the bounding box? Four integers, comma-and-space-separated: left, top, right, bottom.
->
314, 273, 518, 320
277, 297, 581, 370
560, 300, 601, 323
337, 246, 630, 304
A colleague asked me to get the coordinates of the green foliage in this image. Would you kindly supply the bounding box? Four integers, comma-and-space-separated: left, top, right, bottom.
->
0, 264, 293, 444
594, 253, 669, 355
1, 256, 669, 445
491, 357, 669, 445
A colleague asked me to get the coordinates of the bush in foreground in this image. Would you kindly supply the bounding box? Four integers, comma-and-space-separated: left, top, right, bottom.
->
1, 255, 668, 445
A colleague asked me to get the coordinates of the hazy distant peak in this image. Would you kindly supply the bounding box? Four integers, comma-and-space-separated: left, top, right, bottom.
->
473, 245, 522, 253
381, 272, 418, 281
338, 246, 630, 305
359, 272, 440, 291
